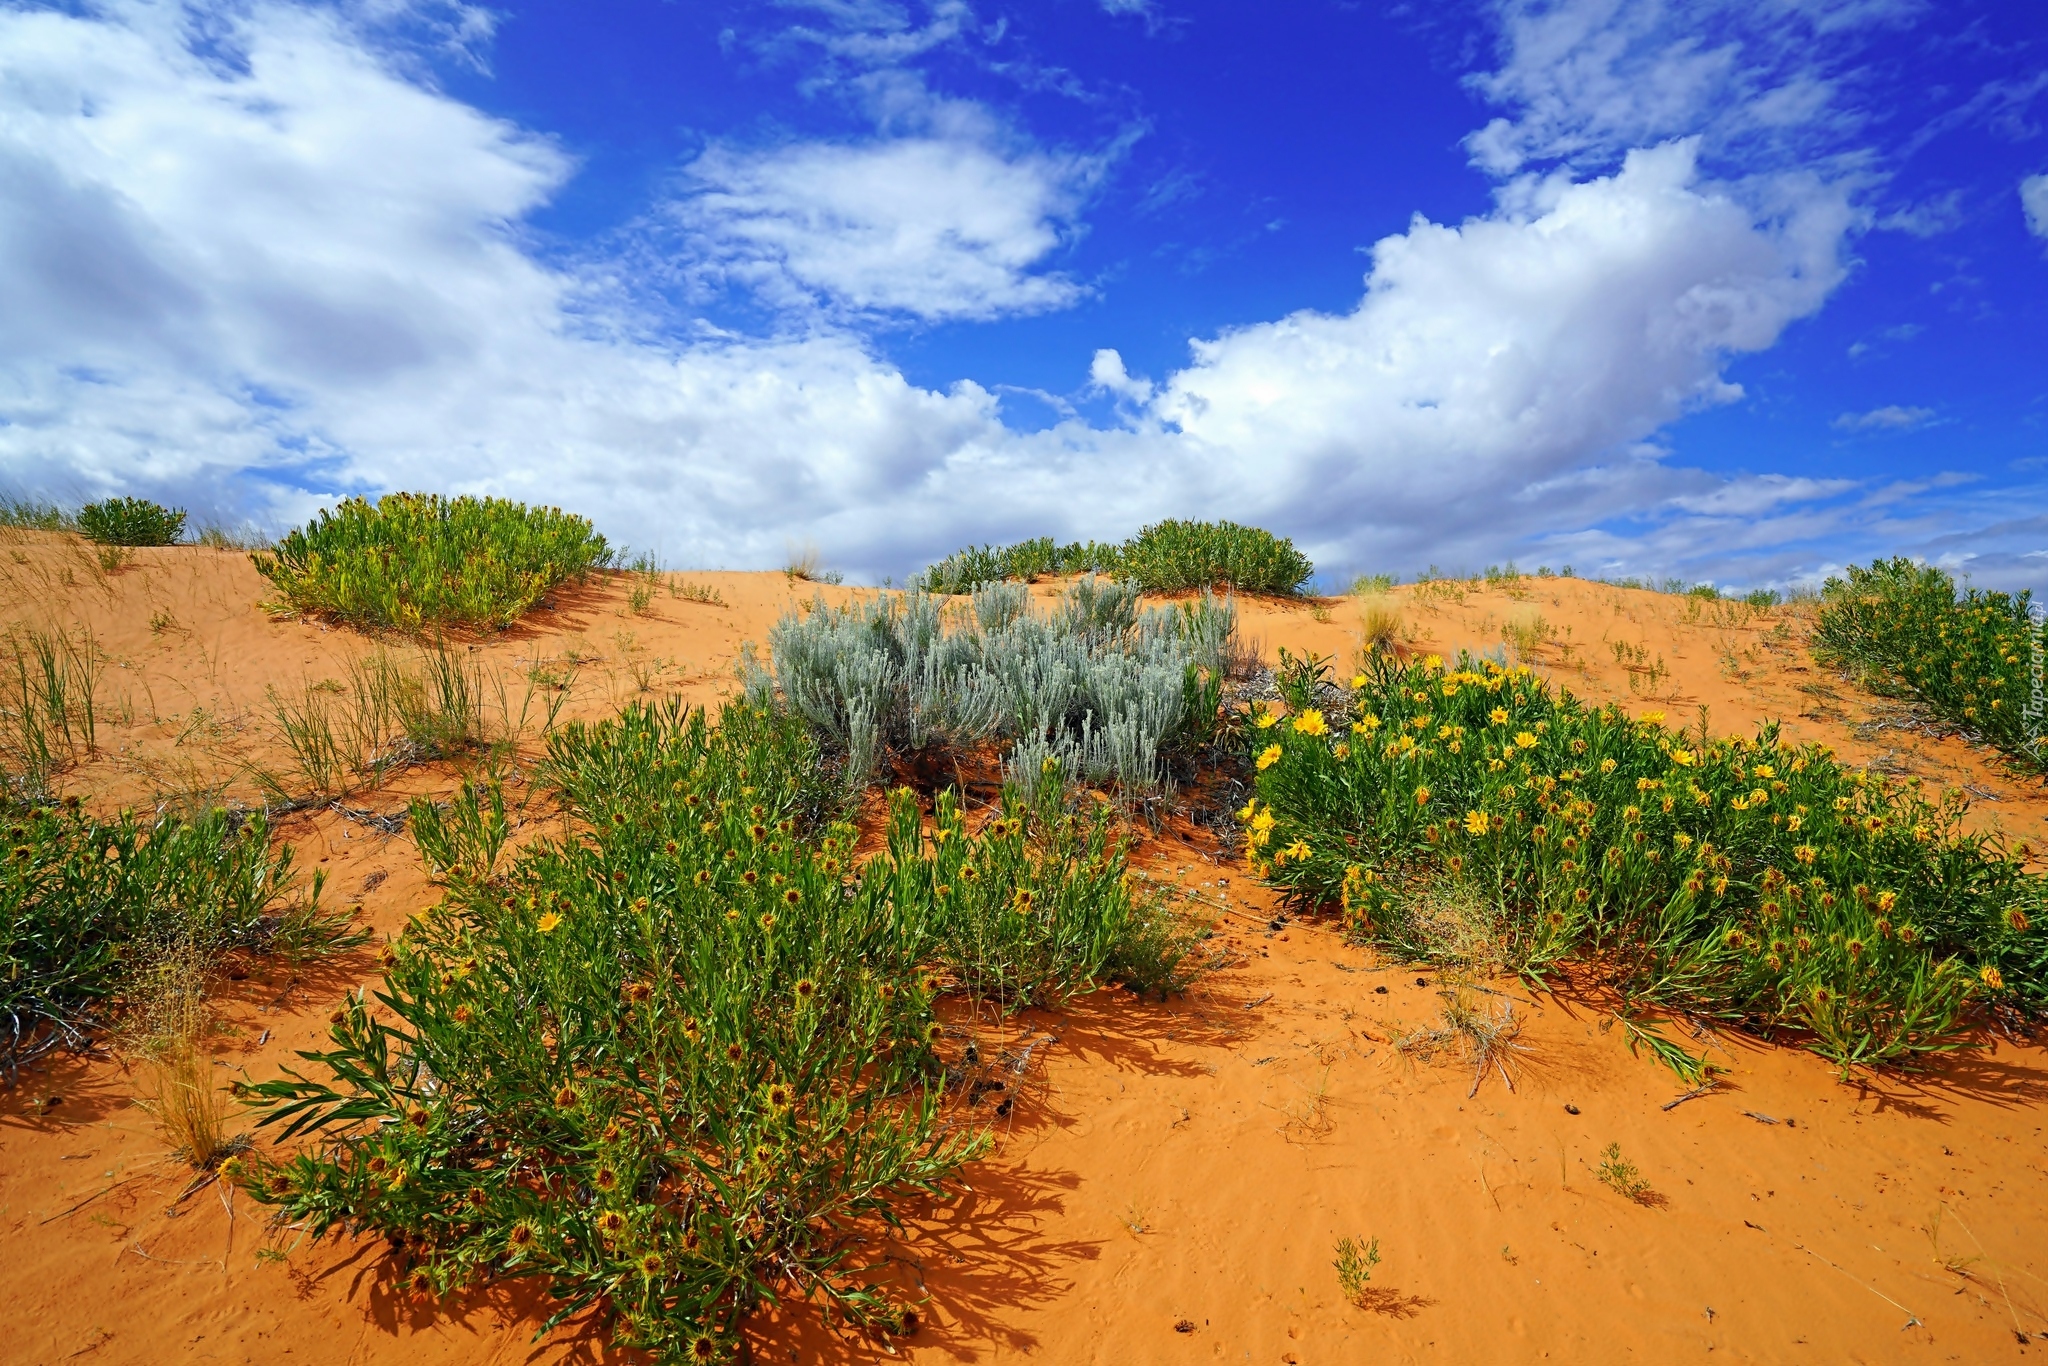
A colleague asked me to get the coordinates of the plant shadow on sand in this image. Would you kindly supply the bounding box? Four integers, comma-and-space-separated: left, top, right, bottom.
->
311, 1238, 644, 1365
1849, 1047, 2048, 1122
739, 990, 1234, 1362
1349, 1285, 1436, 1318
1, 1047, 134, 1129
748, 1163, 1097, 1363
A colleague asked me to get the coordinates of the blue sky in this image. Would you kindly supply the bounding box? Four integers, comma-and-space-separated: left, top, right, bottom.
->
2, 0, 2045, 590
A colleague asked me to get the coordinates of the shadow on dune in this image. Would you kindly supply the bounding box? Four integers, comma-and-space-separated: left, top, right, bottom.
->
748, 1161, 1097, 1364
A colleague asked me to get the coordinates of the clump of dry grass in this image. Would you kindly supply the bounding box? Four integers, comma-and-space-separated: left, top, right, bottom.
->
130, 948, 245, 1171
1391, 882, 1510, 977
1391, 982, 1527, 1098
1356, 595, 1404, 654
784, 540, 843, 584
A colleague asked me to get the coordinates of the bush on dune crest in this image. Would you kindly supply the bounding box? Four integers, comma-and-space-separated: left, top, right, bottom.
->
1242, 653, 2044, 1070
78, 496, 186, 547
251, 493, 612, 634
919, 520, 1314, 598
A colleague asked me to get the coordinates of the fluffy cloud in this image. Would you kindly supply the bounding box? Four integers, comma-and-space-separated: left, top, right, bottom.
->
666, 132, 1093, 321
0, 0, 1885, 589
1142, 141, 1849, 562
2024, 173, 2048, 240
0, 0, 1012, 562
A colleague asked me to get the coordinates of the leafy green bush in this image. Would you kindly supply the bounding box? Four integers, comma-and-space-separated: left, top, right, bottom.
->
239, 698, 1167, 1358
1813, 557, 2043, 773
918, 521, 1311, 597
251, 493, 611, 634
1119, 519, 1314, 596
78, 496, 186, 546
2, 801, 349, 1080
1239, 655, 2042, 1068
919, 537, 1124, 594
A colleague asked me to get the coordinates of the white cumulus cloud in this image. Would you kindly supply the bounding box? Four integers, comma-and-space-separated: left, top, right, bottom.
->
1141, 141, 1849, 561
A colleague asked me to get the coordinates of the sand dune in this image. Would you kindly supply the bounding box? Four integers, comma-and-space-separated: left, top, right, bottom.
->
5, 535, 2044, 1364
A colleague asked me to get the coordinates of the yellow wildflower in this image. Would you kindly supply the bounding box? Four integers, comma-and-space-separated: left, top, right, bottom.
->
1251, 810, 1277, 834
1490, 707, 1509, 725
1254, 710, 1278, 729
1292, 709, 1329, 736
1514, 731, 1538, 750
1353, 714, 1382, 734
1670, 748, 1695, 767
536, 912, 563, 934
1351, 674, 1368, 689
1463, 810, 1490, 837
1236, 798, 1259, 822
1256, 744, 1283, 770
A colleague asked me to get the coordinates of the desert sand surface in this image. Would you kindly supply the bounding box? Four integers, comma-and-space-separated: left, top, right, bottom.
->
5, 535, 2046, 1365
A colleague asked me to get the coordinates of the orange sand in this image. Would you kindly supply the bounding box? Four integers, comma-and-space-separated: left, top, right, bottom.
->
5, 539, 2046, 1364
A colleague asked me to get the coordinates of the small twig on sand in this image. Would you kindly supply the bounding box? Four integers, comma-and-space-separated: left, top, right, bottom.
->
39, 1173, 155, 1226
1662, 1082, 1719, 1112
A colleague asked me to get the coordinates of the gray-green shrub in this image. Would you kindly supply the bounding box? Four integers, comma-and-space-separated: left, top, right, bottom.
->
743, 578, 1235, 792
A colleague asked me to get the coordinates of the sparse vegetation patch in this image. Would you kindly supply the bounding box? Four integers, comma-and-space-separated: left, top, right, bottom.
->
1, 801, 353, 1084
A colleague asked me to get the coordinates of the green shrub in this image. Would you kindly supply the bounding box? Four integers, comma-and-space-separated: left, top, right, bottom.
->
919, 537, 1124, 594
1, 801, 351, 1080
1118, 519, 1313, 596
1240, 655, 2042, 1069
918, 521, 1311, 597
1812, 557, 2043, 773
251, 493, 611, 634
78, 496, 186, 546
893, 786, 1151, 1012
240, 698, 1165, 1357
